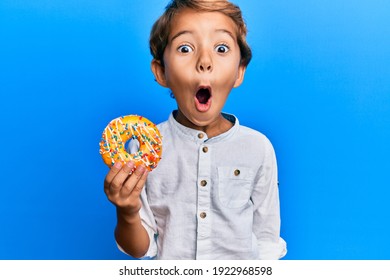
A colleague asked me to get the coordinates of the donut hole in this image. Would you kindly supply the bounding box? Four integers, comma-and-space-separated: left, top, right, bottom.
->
125, 138, 140, 155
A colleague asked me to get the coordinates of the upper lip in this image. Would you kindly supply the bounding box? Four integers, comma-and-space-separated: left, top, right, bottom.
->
196, 85, 212, 95
198, 84, 211, 90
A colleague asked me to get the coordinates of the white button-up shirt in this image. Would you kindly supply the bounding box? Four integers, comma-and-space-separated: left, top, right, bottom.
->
131, 111, 286, 259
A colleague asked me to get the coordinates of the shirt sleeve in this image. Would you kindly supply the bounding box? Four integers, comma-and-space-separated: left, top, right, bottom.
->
116, 187, 158, 259
252, 137, 287, 259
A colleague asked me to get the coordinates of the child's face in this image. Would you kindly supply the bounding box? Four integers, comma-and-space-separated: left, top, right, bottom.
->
152, 8, 246, 129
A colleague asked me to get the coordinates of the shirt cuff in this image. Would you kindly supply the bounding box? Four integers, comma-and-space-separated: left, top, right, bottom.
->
257, 237, 287, 259
115, 221, 157, 259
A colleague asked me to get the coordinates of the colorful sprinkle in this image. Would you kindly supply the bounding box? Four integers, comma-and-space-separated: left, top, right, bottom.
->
99, 115, 162, 171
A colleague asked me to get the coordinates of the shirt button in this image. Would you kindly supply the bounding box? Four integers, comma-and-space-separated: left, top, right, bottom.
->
198, 133, 204, 139
234, 169, 241, 176
200, 180, 207, 187
202, 146, 208, 153
199, 212, 207, 219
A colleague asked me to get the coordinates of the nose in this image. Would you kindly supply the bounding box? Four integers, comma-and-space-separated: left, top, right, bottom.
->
196, 50, 213, 73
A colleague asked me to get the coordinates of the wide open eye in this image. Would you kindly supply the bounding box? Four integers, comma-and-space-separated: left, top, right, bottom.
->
177, 44, 194, 53
215, 44, 230, 53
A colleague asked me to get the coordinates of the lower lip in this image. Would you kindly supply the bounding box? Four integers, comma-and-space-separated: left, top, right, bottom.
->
194, 96, 212, 112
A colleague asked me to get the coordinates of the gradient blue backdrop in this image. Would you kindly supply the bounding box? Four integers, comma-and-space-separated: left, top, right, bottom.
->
1, 0, 389, 260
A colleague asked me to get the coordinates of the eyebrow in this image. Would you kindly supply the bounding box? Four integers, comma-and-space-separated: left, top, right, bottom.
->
215, 29, 236, 41
170, 30, 193, 43
170, 29, 236, 43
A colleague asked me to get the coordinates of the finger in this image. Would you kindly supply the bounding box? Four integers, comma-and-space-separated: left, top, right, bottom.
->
121, 165, 147, 196
130, 168, 148, 197
104, 162, 123, 193
109, 161, 135, 193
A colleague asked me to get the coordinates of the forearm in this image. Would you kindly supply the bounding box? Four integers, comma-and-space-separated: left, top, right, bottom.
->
115, 209, 150, 259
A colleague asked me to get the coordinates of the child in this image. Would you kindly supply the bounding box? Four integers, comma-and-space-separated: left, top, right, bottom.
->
104, 0, 287, 259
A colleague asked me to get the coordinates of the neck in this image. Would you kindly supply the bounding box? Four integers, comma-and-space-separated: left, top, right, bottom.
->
174, 110, 233, 138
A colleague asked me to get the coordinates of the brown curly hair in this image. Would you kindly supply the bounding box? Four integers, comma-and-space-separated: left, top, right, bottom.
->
149, 0, 252, 67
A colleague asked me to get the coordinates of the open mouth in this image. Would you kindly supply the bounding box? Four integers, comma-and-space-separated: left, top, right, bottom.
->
196, 87, 212, 104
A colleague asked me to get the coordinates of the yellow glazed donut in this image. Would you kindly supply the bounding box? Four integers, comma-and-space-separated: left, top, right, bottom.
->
99, 115, 162, 171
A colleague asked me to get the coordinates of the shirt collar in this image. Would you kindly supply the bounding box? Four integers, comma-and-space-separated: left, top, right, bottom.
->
168, 110, 240, 144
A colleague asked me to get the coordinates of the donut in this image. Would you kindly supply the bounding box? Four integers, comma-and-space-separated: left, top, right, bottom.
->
99, 115, 162, 171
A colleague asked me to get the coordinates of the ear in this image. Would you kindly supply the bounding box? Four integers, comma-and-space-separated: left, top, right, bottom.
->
151, 59, 168, 88
233, 64, 246, 88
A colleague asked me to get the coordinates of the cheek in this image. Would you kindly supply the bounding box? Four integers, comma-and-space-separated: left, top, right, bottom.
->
219, 68, 240, 88
165, 66, 191, 88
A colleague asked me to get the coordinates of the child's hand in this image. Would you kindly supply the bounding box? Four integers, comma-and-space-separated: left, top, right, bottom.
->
104, 161, 148, 218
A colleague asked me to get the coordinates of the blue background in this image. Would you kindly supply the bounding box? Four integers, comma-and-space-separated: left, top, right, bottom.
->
1, 0, 389, 260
